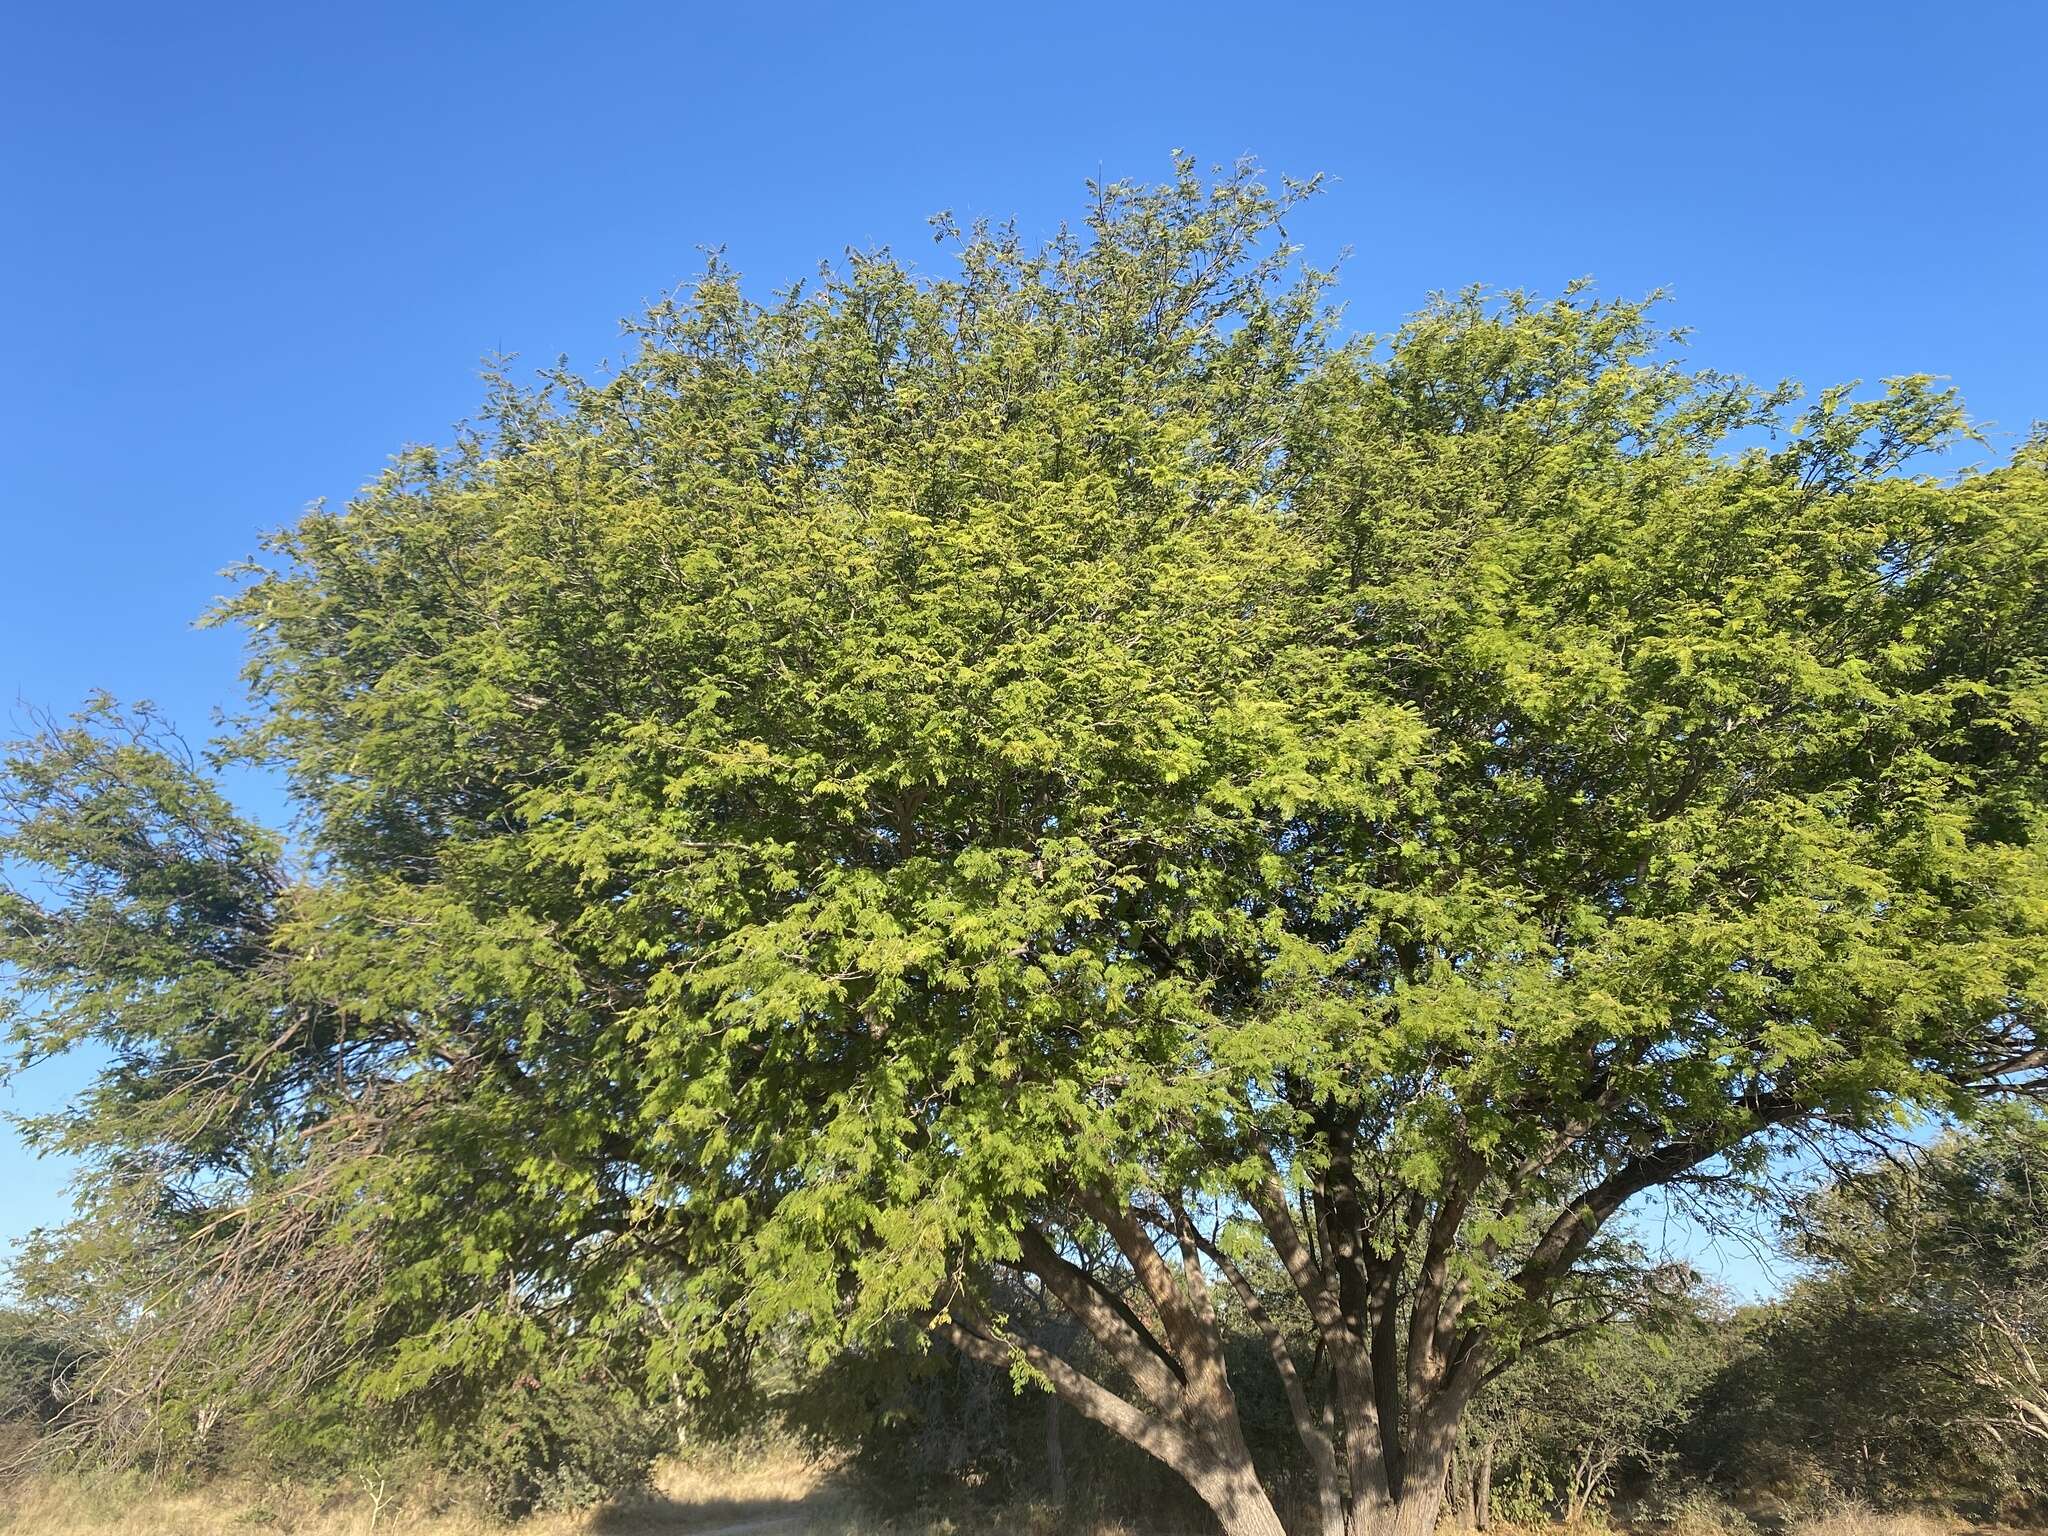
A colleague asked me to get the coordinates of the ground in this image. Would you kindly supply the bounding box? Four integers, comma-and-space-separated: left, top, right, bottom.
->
0, 1453, 1992, 1536
0, 1449, 1160, 1536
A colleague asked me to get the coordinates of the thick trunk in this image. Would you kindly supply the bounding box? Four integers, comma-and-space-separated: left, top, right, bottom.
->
1188, 1456, 1291, 1536
1346, 1393, 1462, 1536
1195, 1222, 1347, 1536
1347, 1484, 1450, 1536
936, 1286, 1291, 1536
960, 1286, 1478, 1536
955, 1160, 1509, 1536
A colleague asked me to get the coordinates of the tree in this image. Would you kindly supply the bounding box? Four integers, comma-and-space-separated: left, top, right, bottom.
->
1686, 1112, 2048, 1506
1441, 1271, 1722, 1527
0, 1307, 89, 1439
1505, 1308, 1719, 1521
1802, 1111, 2048, 1477
5, 158, 2046, 1536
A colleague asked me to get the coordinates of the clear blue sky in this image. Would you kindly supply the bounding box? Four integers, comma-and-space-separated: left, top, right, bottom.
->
2, 0, 2042, 1287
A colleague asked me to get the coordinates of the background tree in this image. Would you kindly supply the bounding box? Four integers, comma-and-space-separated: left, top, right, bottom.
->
1506, 1307, 1718, 1521
5, 159, 2047, 1536
0, 1307, 88, 1462
1802, 1109, 2048, 1479
1683, 1112, 2048, 1511
1437, 1271, 1722, 1528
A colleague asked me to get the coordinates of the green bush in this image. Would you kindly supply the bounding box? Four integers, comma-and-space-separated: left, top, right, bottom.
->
0, 1309, 90, 1436
443, 1373, 666, 1517
1641, 1479, 1761, 1536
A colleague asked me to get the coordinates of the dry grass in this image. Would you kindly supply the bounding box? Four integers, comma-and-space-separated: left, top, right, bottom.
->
1787, 1507, 1963, 1536
0, 1449, 860, 1536
0, 1451, 1170, 1536
0, 1464, 2003, 1536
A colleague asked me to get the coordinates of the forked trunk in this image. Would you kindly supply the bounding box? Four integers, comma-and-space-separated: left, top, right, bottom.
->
1345, 1456, 1452, 1536
941, 1171, 1502, 1536
1564, 1446, 1605, 1523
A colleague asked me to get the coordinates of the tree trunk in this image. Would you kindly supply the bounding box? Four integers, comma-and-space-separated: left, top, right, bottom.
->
942, 1170, 1507, 1536
1348, 1489, 1451, 1536
1445, 1446, 1474, 1530
1044, 1392, 1066, 1508
1345, 1401, 1461, 1536
933, 1318, 1290, 1536
1565, 1446, 1602, 1523
1344, 1459, 1451, 1536
1475, 1438, 1494, 1531
1188, 1456, 1291, 1536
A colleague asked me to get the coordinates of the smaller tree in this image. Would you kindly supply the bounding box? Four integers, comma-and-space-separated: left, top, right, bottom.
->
1460, 1291, 1721, 1524
1797, 1112, 2048, 1500
1676, 1114, 2048, 1510
1810, 1111, 2048, 1477
0, 1307, 91, 1454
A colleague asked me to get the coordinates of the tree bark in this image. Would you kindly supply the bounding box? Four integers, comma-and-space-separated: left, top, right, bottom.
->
938, 1272, 1292, 1536
1187, 1461, 1292, 1536
1365, 1414, 1457, 1536
1044, 1392, 1066, 1508
1446, 1446, 1474, 1530
1191, 1219, 1346, 1536
1475, 1437, 1494, 1531
947, 1161, 1528, 1536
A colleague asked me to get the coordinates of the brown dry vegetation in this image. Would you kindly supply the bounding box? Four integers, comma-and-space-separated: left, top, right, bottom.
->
0, 1452, 1195, 1536
1782, 1514, 1954, 1536
0, 1450, 860, 1536
0, 1452, 2003, 1536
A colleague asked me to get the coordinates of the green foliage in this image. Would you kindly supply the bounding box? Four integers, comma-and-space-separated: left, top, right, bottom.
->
435, 1372, 666, 1517
4, 156, 2045, 1525
1682, 1113, 2048, 1512
1462, 1296, 1725, 1520
0, 1309, 89, 1431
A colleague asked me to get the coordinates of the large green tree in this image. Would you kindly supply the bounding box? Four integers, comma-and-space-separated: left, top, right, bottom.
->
6, 160, 2046, 1536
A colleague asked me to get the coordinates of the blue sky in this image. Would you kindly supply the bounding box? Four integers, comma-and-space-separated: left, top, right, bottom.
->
1, 0, 2042, 1287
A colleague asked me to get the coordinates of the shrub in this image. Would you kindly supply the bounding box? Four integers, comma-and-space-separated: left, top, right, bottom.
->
442, 1374, 666, 1516
0, 1311, 88, 1433
1787, 1501, 1954, 1536
1641, 1480, 1760, 1536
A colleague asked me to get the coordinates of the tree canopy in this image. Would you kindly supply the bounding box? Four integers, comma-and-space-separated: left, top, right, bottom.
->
5, 158, 2046, 1536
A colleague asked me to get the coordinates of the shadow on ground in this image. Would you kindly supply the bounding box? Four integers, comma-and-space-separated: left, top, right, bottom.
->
589, 1484, 850, 1536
